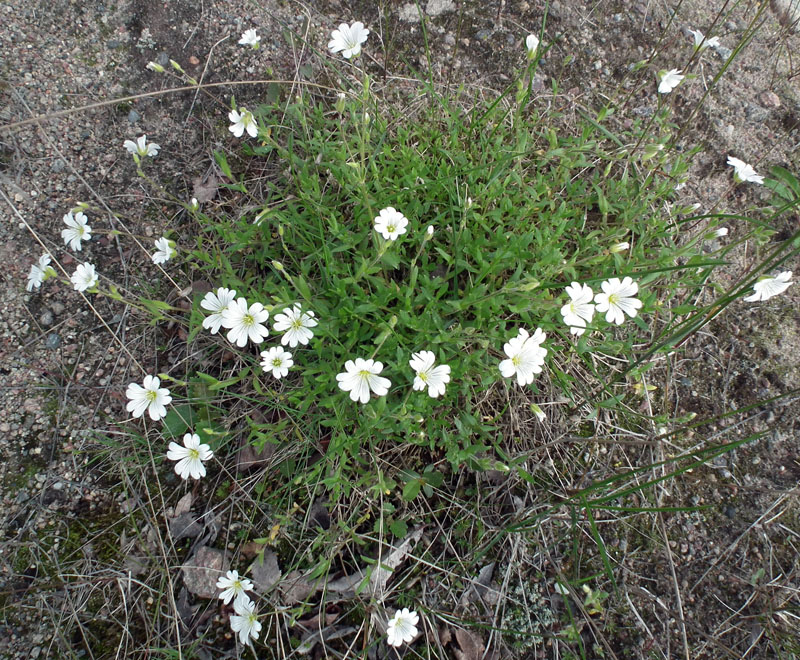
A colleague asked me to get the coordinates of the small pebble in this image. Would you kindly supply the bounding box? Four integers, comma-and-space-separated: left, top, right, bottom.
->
39, 311, 54, 327
127, 109, 141, 123
724, 505, 736, 519
45, 333, 62, 350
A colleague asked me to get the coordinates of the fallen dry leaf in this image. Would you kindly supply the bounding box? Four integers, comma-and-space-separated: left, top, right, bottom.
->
192, 174, 218, 203
453, 628, 485, 660
249, 549, 281, 591
369, 526, 424, 597
280, 570, 318, 605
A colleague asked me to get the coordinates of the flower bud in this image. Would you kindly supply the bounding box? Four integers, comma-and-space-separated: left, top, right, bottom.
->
610, 242, 629, 253
146, 61, 165, 73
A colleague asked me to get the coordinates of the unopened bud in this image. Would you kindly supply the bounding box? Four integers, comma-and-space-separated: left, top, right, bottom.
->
146, 61, 165, 73
610, 242, 629, 253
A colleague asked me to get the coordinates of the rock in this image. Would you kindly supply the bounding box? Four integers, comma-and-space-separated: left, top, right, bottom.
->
398, 2, 420, 22
156, 52, 170, 66
182, 546, 227, 598
50, 159, 65, 173
426, 0, 455, 17
127, 109, 141, 123
107, 39, 121, 49
39, 310, 53, 327
50, 302, 65, 315
714, 45, 733, 60
758, 90, 781, 108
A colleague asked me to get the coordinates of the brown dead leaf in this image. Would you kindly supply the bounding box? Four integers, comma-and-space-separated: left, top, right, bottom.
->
169, 512, 203, 541
453, 629, 485, 660
240, 540, 267, 560
280, 570, 319, 605
237, 435, 276, 471
249, 549, 281, 591
192, 174, 218, 203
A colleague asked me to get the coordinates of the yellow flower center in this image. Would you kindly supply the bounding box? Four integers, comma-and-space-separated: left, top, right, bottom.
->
272, 358, 282, 367
419, 371, 428, 382
188, 448, 199, 460
511, 356, 521, 367
146, 390, 158, 402
387, 224, 396, 233
243, 313, 254, 327
359, 369, 371, 379
291, 318, 303, 330
608, 293, 619, 306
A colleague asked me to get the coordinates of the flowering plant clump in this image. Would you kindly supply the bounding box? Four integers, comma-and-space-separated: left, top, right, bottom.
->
28, 28, 799, 655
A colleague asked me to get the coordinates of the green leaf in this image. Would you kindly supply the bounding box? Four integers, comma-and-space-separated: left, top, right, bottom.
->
389, 519, 408, 538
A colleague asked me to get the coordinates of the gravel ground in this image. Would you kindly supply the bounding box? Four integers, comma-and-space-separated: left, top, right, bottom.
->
1, 0, 799, 658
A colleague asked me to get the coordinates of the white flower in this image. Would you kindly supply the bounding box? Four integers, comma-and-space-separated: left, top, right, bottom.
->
610, 242, 629, 253
272, 303, 318, 347
26, 253, 53, 292
216, 570, 254, 607
126, 374, 172, 421
499, 328, 548, 386
727, 156, 764, 185
374, 207, 409, 241
70, 263, 98, 292
712, 227, 728, 238
658, 68, 684, 94
166, 432, 213, 480
238, 29, 260, 48
260, 346, 293, 379
594, 277, 643, 325
123, 135, 160, 158
151, 237, 176, 264
409, 351, 451, 398
228, 108, 258, 138
426, 224, 434, 236
525, 34, 539, 57
336, 358, 391, 404
189, 197, 199, 211
328, 21, 369, 59
690, 29, 720, 51
530, 403, 546, 422
743, 271, 793, 302
201, 287, 237, 334
386, 608, 419, 647
560, 282, 596, 336
61, 211, 92, 251
230, 597, 262, 646
221, 297, 269, 347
